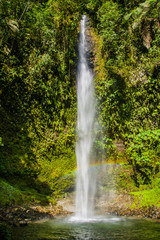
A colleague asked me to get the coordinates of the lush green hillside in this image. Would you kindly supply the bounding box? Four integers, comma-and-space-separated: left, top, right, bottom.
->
87, 0, 160, 209
0, 0, 160, 208
87, 0, 160, 186
0, 0, 82, 205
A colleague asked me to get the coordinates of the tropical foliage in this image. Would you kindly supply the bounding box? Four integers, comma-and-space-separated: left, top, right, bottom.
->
0, 0, 160, 205
0, 0, 82, 204
87, 0, 160, 185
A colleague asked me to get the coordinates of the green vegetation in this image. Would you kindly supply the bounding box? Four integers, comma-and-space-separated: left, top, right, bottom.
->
127, 130, 160, 185
0, 0, 81, 206
87, 0, 160, 210
0, 0, 160, 212
131, 187, 160, 209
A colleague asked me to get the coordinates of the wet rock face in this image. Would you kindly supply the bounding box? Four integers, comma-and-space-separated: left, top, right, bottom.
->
75, 16, 95, 76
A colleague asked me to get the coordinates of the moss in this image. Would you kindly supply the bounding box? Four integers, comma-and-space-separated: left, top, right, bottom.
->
0, 179, 24, 206
116, 163, 160, 210
130, 175, 160, 209
0, 178, 51, 206
130, 187, 160, 208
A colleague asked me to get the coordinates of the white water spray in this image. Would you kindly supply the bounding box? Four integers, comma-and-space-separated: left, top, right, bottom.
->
75, 15, 96, 219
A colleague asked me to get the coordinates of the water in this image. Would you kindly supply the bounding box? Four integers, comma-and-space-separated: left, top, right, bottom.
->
75, 15, 96, 219
12, 216, 160, 240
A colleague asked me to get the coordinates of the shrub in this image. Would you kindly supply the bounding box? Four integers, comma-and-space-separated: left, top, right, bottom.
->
127, 129, 160, 185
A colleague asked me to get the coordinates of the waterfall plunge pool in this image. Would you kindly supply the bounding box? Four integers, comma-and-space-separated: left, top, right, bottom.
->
12, 215, 160, 240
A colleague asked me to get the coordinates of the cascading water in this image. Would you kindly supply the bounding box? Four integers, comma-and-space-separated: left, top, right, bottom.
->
75, 15, 96, 220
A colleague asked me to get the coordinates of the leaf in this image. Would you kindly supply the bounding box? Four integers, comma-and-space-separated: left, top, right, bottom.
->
132, 20, 141, 30
6, 19, 19, 32
124, 12, 132, 21
4, 45, 11, 55
140, 0, 156, 8
133, 7, 143, 16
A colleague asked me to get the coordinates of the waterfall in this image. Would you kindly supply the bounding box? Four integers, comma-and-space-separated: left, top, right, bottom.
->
75, 15, 96, 219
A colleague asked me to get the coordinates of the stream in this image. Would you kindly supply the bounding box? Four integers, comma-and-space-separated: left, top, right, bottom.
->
12, 215, 160, 240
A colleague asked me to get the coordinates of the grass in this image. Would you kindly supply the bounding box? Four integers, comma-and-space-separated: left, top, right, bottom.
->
0, 178, 51, 206
130, 187, 160, 208
130, 175, 160, 209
